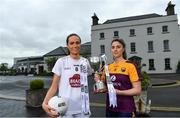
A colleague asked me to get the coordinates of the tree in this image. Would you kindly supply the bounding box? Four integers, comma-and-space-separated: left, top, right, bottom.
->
45, 57, 57, 71
141, 71, 151, 90
0, 63, 8, 75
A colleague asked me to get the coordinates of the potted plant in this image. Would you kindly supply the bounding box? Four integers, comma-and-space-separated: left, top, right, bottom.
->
134, 71, 151, 116
141, 71, 151, 90
26, 79, 48, 107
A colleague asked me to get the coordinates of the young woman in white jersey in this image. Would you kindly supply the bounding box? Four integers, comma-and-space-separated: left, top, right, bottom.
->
42, 33, 92, 118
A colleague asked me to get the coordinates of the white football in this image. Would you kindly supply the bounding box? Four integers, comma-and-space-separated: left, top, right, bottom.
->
48, 96, 68, 115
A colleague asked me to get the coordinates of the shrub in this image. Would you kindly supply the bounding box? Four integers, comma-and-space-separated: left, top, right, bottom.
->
141, 71, 151, 90
30, 79, 44, 90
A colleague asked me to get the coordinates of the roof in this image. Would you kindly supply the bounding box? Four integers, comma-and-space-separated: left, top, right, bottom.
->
82, 42, 91, 45
80, 43, 91, 54
103, 13, 162, 24
17, 56, 43, 62
44, 42, 91, 57
44, 46, 68, 57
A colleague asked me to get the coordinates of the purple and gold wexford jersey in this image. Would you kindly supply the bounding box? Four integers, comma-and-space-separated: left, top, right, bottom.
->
102, 61, 141, 112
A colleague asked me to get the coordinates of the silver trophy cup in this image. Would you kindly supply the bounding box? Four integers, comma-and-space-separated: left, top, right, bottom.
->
90, 56, 106, 91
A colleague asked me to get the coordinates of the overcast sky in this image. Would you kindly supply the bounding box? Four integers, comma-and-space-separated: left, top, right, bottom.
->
0, 0, 180, 66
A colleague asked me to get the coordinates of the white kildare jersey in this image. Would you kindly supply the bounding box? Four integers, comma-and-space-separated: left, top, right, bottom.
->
52, 56, 92, 115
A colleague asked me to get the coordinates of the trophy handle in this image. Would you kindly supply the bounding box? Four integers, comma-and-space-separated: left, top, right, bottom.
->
98, 56, 105, 74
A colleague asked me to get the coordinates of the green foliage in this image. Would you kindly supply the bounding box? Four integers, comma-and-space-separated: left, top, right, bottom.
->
45, 57, 57, 71
141, 71, 151, 90
0, 63, 8, 72
8, 68, 17, 75
30, 79, 44, 90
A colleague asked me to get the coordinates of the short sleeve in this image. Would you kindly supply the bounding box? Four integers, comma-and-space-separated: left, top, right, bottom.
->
52, 58, 62, 76
129, 64, 141, 82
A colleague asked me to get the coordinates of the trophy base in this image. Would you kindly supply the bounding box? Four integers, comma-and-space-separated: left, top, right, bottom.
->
94, 88, 107, 93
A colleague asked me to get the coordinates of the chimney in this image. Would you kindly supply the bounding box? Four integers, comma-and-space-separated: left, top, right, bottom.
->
165, 1, 175, 15
91, 13, 99, 25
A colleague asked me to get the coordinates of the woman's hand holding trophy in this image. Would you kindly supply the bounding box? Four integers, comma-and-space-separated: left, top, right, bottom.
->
94, 71, 107, 93
90, 56, 107, 93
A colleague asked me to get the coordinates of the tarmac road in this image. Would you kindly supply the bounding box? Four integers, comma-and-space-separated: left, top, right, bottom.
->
89, 74, 180, 117
0, 74, 180, 117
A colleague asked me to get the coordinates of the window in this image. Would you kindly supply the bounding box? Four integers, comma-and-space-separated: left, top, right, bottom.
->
165, 58, 172, 70
113, 31, 119, 37
130, 42, 136, 53
147, 27, 153, 35
148, 41, 154, 53
129, 29, 135, 36
163, 40, 170, 52
99, 33, 105, 39
162, 25, 168, 33
100, 45, 105, 54
149, 59, 155, 70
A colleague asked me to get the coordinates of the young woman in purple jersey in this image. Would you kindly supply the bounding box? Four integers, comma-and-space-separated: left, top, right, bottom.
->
95, 39, 141, 117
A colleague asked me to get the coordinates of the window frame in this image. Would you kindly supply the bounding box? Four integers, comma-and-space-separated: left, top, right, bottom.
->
147, 27, 153, 35
130, 42, 136, 54
163, 40, 171, 52
113, 31, 119, 38
148, 41, 154, 53
129, 29, 136, 37
99, 32, 105, 40
162, 25, 169, 33
149, 59, 155, 70
100, 45, 105, 54
165, 58, 172, 70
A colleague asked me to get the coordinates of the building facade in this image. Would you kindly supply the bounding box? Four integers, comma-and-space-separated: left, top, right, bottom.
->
13, 42, 91, 74
43, 42, 91, 72
91, 2, 180, 74
13, 56, 44, 75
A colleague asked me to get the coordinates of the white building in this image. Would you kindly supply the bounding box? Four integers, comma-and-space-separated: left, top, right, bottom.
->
91, 2, 180, 74
13, 42, 91, 74
13, 56, 44, 75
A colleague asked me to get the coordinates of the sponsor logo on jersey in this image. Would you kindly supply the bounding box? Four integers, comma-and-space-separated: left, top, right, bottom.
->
113, 82, 121, 87
80, 64, 87, 73
114, 68, 117, 71
69, 74, 80, 87
110, 75, 116, 81
121, 67, 126, 72
75, 67, 79, 71
74, 65, 79, 72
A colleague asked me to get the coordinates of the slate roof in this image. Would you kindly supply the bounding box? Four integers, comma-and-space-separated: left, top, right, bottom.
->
44, 46, 68, 57
103, 13, 162, 24
17, 56, 43, 62
44, 42, 91, 57
80, 42, 91, 54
